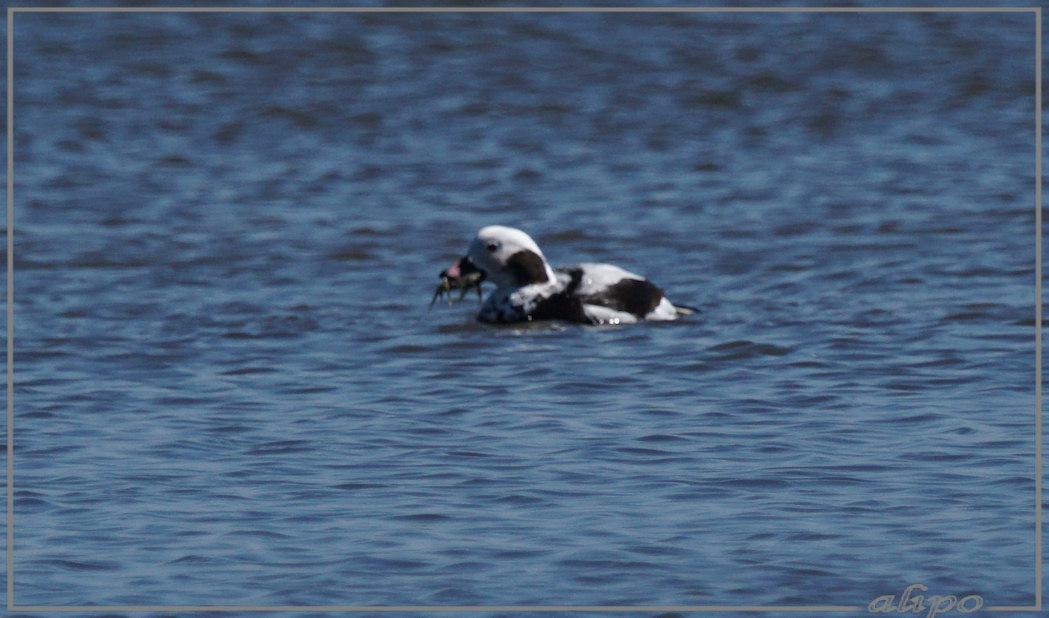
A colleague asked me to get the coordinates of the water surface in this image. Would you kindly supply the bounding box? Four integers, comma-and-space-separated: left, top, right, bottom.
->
7, 5, 1040, 613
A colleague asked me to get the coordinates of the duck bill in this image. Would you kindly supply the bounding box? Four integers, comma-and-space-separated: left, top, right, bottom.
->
440, 256, 484, 285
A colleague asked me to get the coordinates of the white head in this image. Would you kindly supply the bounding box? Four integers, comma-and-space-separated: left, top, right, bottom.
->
456, 225, 556, 289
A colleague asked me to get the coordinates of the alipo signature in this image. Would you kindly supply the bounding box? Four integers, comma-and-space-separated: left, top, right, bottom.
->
868, 584, 984, 618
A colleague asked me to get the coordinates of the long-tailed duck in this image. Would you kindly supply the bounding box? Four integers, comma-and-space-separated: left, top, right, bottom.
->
436, 225, 696, 325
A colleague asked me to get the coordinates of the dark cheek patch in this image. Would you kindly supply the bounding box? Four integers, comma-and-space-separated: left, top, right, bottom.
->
505, 250, 549, 285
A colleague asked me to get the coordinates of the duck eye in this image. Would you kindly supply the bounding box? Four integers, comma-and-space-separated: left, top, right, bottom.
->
486, 241, 499, 253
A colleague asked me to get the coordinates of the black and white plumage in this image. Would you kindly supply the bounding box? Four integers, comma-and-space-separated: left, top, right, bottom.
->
439, 225, 695, 325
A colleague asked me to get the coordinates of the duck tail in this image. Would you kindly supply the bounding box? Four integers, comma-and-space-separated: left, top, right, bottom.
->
673, 303, 700, 317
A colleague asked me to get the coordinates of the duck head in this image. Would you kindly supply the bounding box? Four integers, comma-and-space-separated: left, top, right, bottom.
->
441, 225, 557, 290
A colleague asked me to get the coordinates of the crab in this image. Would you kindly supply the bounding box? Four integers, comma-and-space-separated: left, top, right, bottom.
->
429, 270, 485, 309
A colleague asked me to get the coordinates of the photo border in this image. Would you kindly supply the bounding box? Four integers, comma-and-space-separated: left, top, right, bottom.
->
4, 5, 1042, 613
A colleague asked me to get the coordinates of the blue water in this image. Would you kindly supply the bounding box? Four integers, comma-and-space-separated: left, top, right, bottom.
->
5, 4, 1042, 614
